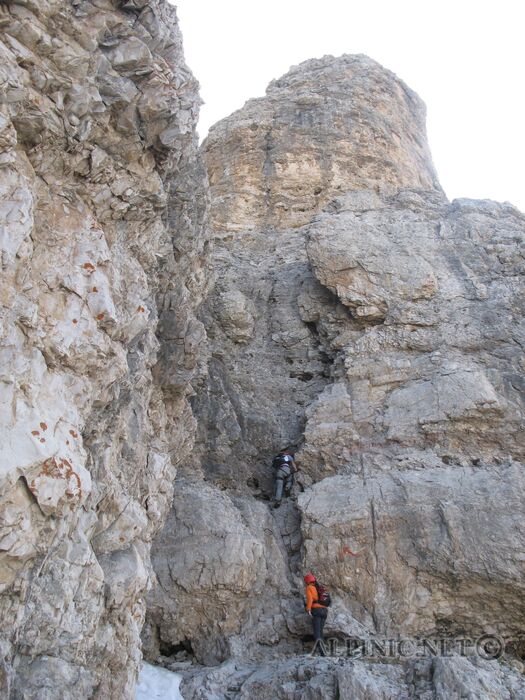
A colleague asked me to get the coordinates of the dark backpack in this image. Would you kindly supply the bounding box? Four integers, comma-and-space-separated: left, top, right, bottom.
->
272, 454, 292, 470
315, 582, 332, 607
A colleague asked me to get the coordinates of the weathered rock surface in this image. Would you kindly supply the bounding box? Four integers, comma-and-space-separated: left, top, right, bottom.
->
146, 55, 525, 698
146, 480, 300, 666
2, 2, 524, 695
301, 189, 525, 476
0, 1, 207, 697
180, 655, 525, 699
204, 54, 442, 231
300, 461, 525, 638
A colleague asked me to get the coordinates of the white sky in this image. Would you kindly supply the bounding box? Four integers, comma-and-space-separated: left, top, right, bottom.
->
172, 0, 525, 211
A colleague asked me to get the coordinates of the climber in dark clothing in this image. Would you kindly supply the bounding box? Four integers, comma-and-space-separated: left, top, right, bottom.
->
304, 573, 328, 655
272, 449, 298, 507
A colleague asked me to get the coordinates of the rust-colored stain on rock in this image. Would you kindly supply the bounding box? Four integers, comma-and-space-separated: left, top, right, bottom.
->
32, 457, 83, 503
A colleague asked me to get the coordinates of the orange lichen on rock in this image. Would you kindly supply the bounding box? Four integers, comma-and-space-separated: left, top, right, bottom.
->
82, 262, 96, 271
72, 318, 78, 324
31, 430, 40, 436
96, 313, 104, 320
137, 305, 145, 313
69, 429, 79, 438
40, 422, 48, 431
35, 456, 83, 501
40, 458, 62, 478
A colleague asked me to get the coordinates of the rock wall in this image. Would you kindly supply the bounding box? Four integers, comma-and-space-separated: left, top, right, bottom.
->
181, 655, 525, 700
205, 55, 441, 231
0, 1, 208, 698
146, 55, 525, 697
1, 2, 524, 695
147, 54, 444, 668
296, 187, 524, 642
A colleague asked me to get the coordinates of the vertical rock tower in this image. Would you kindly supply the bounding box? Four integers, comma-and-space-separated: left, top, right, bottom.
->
205, 55, 441, 232
195, 55, 444, 488
149, 55, 525, 697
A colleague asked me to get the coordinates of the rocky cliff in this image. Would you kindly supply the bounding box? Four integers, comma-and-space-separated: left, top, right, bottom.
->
1, 3, 524, 698
145, 56, 525, 697
0, 1, 207, 697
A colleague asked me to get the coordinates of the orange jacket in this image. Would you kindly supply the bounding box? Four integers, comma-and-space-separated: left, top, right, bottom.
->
305, 582, 325, 611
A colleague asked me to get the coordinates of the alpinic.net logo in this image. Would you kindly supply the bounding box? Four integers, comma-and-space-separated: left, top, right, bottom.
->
311, 634, 524, 661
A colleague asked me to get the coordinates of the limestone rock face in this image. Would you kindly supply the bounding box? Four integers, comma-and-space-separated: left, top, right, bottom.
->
299, 462, 525, 637
2, 2, 524, 693
146, 480, 296, 666
296, 190, 524, 643
301, 190, 525, 473
180, 655, 525, 700
204, 55, 441, 231
146, 54, 525, 698
0, 1, 208, 697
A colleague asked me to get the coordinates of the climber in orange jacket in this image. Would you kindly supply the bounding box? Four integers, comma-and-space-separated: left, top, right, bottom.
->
304, 573, 329, 655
